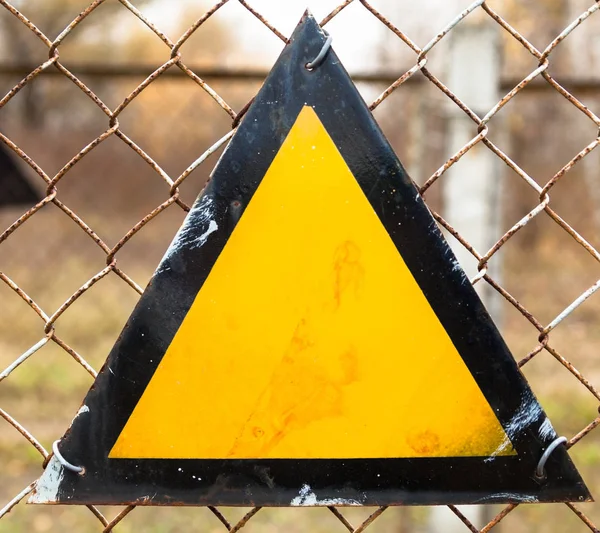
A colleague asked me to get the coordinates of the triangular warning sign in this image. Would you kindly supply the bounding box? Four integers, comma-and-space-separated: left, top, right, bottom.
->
109, 105, 515, 462
31, 13, 590, 507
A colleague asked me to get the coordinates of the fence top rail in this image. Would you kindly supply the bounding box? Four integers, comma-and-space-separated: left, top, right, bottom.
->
1, 63, 600, 96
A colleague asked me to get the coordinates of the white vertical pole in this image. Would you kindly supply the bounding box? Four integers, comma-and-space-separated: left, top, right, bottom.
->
570, 0, 600, 231
427, 15, 502, 533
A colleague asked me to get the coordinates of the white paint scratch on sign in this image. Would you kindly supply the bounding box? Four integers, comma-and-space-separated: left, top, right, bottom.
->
290, 484, 363, 506
476, 492, 539, 504
74, 405, 89, 420
538, 417, 556, 441
157, 196, 218, 273
28, 456, 64, 504
194, 220, 218, 248
485, 391, 542, 462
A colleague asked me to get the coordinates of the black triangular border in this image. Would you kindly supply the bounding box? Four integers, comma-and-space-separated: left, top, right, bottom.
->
31, 12, 590, 507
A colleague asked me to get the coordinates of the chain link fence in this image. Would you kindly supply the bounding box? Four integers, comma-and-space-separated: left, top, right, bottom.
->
1, 0, 599, 531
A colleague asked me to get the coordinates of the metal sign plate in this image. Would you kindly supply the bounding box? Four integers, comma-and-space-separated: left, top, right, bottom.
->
30, 12, 590, 507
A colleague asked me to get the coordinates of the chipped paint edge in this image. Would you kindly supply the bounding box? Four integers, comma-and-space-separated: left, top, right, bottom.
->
74, 404, 89, 420
28, 456, 64, 504
290, 484, 363, 506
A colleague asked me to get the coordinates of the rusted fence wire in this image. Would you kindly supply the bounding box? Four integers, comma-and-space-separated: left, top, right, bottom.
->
1, 0, 599, 531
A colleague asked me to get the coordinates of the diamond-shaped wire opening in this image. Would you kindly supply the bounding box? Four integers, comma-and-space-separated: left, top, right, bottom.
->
0, 74, 111, 164
1, 1, 600, 531
115, 74, 232, 171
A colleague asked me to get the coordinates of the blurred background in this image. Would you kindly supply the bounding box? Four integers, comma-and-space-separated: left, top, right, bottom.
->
0, 0, 599, 531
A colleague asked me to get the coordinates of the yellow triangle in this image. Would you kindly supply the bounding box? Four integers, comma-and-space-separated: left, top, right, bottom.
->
110, 106, 514, 460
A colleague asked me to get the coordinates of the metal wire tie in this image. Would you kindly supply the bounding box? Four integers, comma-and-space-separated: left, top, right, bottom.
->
52, 439, 84, 473
535, 436, 568, 479
306, 31, 332, 70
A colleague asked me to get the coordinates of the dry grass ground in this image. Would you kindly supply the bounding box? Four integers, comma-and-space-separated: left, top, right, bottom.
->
1, 90, 600, 531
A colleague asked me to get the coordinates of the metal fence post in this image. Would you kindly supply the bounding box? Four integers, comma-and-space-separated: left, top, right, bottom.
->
427, 14, 502, 533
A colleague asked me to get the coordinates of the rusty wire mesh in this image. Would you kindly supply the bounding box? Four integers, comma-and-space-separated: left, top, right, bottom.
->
0, 0, 599, 531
